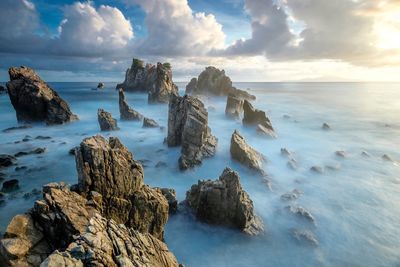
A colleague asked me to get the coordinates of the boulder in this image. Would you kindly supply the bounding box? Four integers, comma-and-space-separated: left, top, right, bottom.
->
118, 89, 143, 120
185, 168, 264, 235
185, 66, 255, 100
243, 100, 276, 137
167, 94, 217, 170
225, 94, 243, 118
143, 117, 159, 128
230, 130, 265, 174
6, 66, 78, 125
1, 179, 19, 192
116, 58, 178, 103
0, 155, 17, 168
97, 109, 119, 131
382, 154, 393, 162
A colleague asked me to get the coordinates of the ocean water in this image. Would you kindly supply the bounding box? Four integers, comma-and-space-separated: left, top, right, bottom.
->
0, 82, 399, 267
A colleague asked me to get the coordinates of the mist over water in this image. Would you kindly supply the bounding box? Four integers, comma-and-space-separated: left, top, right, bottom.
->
0, 82, 399, 267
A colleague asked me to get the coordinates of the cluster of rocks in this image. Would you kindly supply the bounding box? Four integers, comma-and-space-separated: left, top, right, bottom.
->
116, 58, 179, 103
6, 66, 78, 125
185, 66, 255, 100
167, 94, 217, 170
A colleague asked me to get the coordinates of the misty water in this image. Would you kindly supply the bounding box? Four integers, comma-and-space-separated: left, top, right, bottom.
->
0, 82, 399, 267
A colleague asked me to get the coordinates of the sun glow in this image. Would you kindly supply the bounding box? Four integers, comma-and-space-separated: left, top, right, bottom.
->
375, 8, 400, 50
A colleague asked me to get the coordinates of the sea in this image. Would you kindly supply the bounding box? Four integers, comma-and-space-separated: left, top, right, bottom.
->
0, 82, 399, 267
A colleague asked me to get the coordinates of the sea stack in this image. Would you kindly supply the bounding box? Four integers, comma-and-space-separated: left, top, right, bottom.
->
97, 109, 119, 131
243, 100, 276, 138
6, 66, 78, 125
225, 93, 244, 118
118, 89, 143, 120
167, 94, 217, 170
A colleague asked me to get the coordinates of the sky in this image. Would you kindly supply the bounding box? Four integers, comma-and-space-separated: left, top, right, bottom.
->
0, 0, 399, 82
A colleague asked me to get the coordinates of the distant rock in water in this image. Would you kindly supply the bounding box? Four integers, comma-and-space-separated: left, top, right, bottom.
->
322, 123, 331, 130
118, 89, 143, 120
230, 130, 265, 174
97, 109, 119, 131
310, 166, 324, 174
97, 82, 104, 89
185, 66, 256, 100
243, 100, 276, 138
0, 154, 17, 168
225, 93, 243, 118
0, 85, 7, 94
167, 94, 217, 170
116, 58, 178, 103
382, 154, 393, 162
291, 229, 319, 247
6, 66, 78, 125
143, 117, 159, 128
1, 179, 19, 192
335, 150, 347, 158
184, 167, 264, 235
2, 124, 32, 133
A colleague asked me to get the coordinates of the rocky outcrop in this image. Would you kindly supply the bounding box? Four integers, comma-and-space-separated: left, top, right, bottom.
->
243, 100, 276, 138
6, 66, 78, 125
230, 130, 265, 174
143, 117, 159, 128
116, 58, 178, 103
157, 188, 178, 214
118, 89, 143, 120
75, 135, 168, 240
167, 94, 217, 170
225, 94, 243, 118
185, 168, 264, 235
185, 66, 255, 100
97, 109, 119, 131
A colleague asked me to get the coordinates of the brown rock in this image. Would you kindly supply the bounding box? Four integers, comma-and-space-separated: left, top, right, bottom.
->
143, 117, 159, 128
97, 109, 119, 131
225, 94, 243, 118
243, 100, 276, 137
118, 89, 143, 120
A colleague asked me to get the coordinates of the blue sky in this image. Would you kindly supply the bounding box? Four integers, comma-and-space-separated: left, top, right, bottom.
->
0, 0, 399, 82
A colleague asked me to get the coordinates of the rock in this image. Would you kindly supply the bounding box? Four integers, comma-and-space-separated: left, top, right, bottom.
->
68, 147, 77, 156
14, 147, 46, 157
382, 154, 393, 162
281, 189, 303, 201
243, 100, 276, 137
158, 188, 178, 214
116, 58, 178, 103
97, 109, 119, 131
225, 94, 243, 118
2, 124, 32, 133
35, 136, 51, 140
310, 166, 324, 174
325, 164, 340, 171
40, 250, 83, 267
287, 159, 298, 170
286, 205, 315, 224
155, 161, 167, 168
283, 114, 291, 119
167, 94, 217, 170
23, 188, 42, 200
75, 135, 168, 240
1, 179, 19, 192
291, 229, 319, 246
143, 117, 159, 128
335, 150, 346, 158
0, 85, 7, 94
322, 123, 331, 130
185, 168, 264, 235
6, 66, 78, 125
281, 148, 292, 157
185, 66, 256, 100
361, 151, 370, 157
118, 89, 143, 120
97, 82, 104, 89
0, 155, 17, 168
15, 166, 27, 171
230, 130, 265, 174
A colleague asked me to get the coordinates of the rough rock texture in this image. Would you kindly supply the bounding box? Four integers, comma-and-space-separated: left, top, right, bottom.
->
167, 94, 217, 170
230, 130, 265, 174
185, 168, 264, 235
118, 89, 143, 120
97, 109, 119, 131
75, 135, 168, 240
243, 100, 276, 137
157, 188, 178, 214
225, 94, 243, 118
6, 66, 78, 125
291, 229, 319, 247
143, 117, 159, 128
116, 58, 178, 103
185, 66, 255, 100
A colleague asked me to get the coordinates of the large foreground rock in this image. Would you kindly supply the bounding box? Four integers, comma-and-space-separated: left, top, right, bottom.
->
167, 94, 217, 170
185, 66, 255, 100
116, 58, 178, 103
185, 168, 264, 235
75, 135, 168, 240
97, 109, 119, 131
230, 130, 265, 174
243, 100, 276, 138
6, 66, 78, 125
118, 89, 143, 120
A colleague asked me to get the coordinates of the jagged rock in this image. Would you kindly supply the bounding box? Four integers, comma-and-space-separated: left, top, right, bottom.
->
243, 100, 276, 137
75, 135, 168, 240
281, 189, 303, 201
118, 89, 143, 120
310, 166, 324, 174
225, 94, 243, 118
14, 148, 46, 157
143, 117, 159, 128
116, 58, 178, 103
230, 130, 265, 174
0, 155, 17, 168
6, 66, 78, 125
2, 124, 32, 133
97, 109, 119, 131
322, 123, 331, 130
286, 205, 315, 224
1, 179, 19, 192
167, 94, 217, 170
97, 82, 104, 89
157, 188, 178, 214
185, 66, 255, 100
185, 168, 264, 235
291, 229, 319, 247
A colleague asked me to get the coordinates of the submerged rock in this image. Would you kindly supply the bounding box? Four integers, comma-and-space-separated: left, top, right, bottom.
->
143, 117, 159, 128
310, 166, 324, 174
230, 130, 265, 174
361, 151, 371, 157
382, 154, 393, 162
167, 94, 217, 170
118, 89, 143, 120
185, 66, 255, 100
0, 155, 17, 168
291, 229, 319, 247
1, 179, 19, 192
287, 158, 298, 170
0, 85, 7, 94
6, 66, 78, 125
14, 147, 46, 157
287, 205, 315, 224
97, 109, 119, 131
225, 94, 243, 118
2, 124, 32, 133
281, 148, 292, 157
322, 123, 331, 130
185, 168, 264, 235
335, 150, 347, 158
281, 189, 303, 201
243, 100, 276, 137
97, 82, 104, 89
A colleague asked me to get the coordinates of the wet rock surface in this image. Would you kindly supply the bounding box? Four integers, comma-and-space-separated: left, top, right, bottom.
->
167, 94, 217, 170
185, 168, 264, 235
243, 100, 276, 137
97, 109, 119, 131
6, 66, 78, 125
118, 89, 143, 120
225, 94, 244, 118
0, 155, 17, 168
1, 179, 19, 192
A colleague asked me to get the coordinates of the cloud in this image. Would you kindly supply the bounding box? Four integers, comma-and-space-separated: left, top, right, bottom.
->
129, 0, 226, 56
